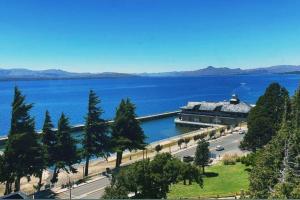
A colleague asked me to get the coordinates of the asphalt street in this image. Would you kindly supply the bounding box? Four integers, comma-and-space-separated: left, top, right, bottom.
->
56, 177, 110, 199
56, 132, 245, 199
174, 132, 245, 159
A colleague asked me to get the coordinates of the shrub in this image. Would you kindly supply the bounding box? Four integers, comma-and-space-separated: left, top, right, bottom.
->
184, 138, 190, 146
240, 152, 257, 166
193, 135, 200, 141
209, 130, 216, 138
222, 154, 239, 165
226, 125, 231, 131
193, 134, 205, 141
220, 128, 225, 134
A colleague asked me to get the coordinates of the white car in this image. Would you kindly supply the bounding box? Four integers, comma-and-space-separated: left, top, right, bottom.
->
216, 145, 224, 151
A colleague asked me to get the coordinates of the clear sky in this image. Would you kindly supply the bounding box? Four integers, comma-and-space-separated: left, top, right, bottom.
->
0, 0, 300, 73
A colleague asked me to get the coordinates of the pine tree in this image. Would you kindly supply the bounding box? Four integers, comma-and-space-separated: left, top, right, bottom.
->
194, 139, 210, 173
40, 111, 57, 189
241, 83, 289, 151
51, 113, 79, 183
82, 90, 109, 176
112, 99, 146, 168
41, 111, 56, 166
0, 154, 14, 195
4, 87, 44, 192
247, 85, 300, 198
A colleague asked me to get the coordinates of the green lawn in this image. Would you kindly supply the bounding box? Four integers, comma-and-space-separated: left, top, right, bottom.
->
168, 162, 250, 198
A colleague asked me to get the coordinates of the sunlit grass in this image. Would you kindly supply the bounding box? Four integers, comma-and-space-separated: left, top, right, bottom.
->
168, 162, 249, 198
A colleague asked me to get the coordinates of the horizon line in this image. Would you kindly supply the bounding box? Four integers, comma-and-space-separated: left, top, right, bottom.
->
1, 64, 299, 74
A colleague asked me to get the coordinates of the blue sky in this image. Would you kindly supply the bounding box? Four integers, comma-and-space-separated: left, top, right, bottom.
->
0, 0, 300, 73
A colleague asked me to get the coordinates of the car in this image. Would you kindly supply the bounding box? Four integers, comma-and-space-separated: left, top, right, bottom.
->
183, 155, 194, 162
215, 145, 224, 151
238, 130, 245, 134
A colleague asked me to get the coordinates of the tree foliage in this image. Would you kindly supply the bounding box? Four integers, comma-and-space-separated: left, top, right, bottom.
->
41, 110, 56, 168
51, 113, 79, 183
194, 139, 210, 173
103, 153, 203, 199
3, 87, 44, 193
248, 83, 300, 198
82, 90, 109, 176
112, 99, 146, 168
241, 83, 289, 151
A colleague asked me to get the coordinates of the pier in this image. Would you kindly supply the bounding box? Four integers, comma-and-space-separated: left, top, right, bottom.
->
0, 110, 180, 146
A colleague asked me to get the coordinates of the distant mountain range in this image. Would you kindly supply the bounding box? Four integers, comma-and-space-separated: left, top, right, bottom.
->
140, 65, 300, 77
0, 68, 136, 80
0, 65, 300, 80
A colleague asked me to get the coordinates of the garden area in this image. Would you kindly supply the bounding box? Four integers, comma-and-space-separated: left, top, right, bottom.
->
168, 162, 250, 198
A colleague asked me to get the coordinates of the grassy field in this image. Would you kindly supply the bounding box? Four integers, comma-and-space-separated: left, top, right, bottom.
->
168, 162, 250, 198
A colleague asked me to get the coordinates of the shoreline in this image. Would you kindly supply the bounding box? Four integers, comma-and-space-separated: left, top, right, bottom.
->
0, 111, 180, 146
1, 122, 248, 195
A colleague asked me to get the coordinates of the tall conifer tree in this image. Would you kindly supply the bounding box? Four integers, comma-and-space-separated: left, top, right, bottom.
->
51, 113, 79, 183
41, 111, 56, 167
82, 90, 109, 176
112, 99, 146, 168
241, 83, 289, 150
4, 87, 44, 192
39, 111, 56, 189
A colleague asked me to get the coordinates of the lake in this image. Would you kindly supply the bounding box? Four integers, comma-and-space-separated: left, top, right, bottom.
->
0, 74, 299, 142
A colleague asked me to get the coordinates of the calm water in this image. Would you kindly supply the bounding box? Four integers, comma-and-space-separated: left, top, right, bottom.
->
0, 75, 299, 142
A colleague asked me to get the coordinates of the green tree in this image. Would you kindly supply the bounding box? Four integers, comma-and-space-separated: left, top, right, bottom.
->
194, 139, 210, 173
184, 138, 190, 147
249, 109, 290, 198
155, 144, 163, 154
0, 154, 14, 195
246, 85, 300, 198
39, 110, 56, 190
41, 111, 56, 166
4, 87, 44, 192
82, 90, 109, 176
180, 162, 203, 186
177, 138, 184, 149
103, 153, 202, 199
112, 99, 146, 168
241, 83, 289, 151
51, 113, 79, 183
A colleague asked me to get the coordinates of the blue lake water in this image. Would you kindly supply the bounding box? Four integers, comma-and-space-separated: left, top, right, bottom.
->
0, 75, 300, 142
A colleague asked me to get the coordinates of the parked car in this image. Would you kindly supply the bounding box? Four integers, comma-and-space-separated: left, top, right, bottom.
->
216, 145, 224, 151
183, 155, 194, 162
238, 130, 245, 134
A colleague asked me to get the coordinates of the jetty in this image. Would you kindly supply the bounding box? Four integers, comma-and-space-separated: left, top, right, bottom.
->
0, 110, 180, 146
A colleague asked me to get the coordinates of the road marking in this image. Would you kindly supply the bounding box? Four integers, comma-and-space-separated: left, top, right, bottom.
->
75, 186, 107, 199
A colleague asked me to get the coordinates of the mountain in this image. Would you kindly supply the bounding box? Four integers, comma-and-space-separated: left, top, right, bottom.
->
141, 65, 300, 77
0, 65, 300, 80
0, 68, 136, 80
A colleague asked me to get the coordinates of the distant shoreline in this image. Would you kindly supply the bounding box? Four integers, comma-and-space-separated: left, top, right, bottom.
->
0, 72, 298, 82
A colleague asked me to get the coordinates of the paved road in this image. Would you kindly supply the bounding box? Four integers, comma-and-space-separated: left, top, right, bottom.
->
56, 132, 245, 199
174, 132, 245, 160
56, 177, 110, 199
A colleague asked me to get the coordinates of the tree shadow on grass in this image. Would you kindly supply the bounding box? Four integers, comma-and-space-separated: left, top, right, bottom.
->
204, 172, 219, 177
245, 168, 252, 173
